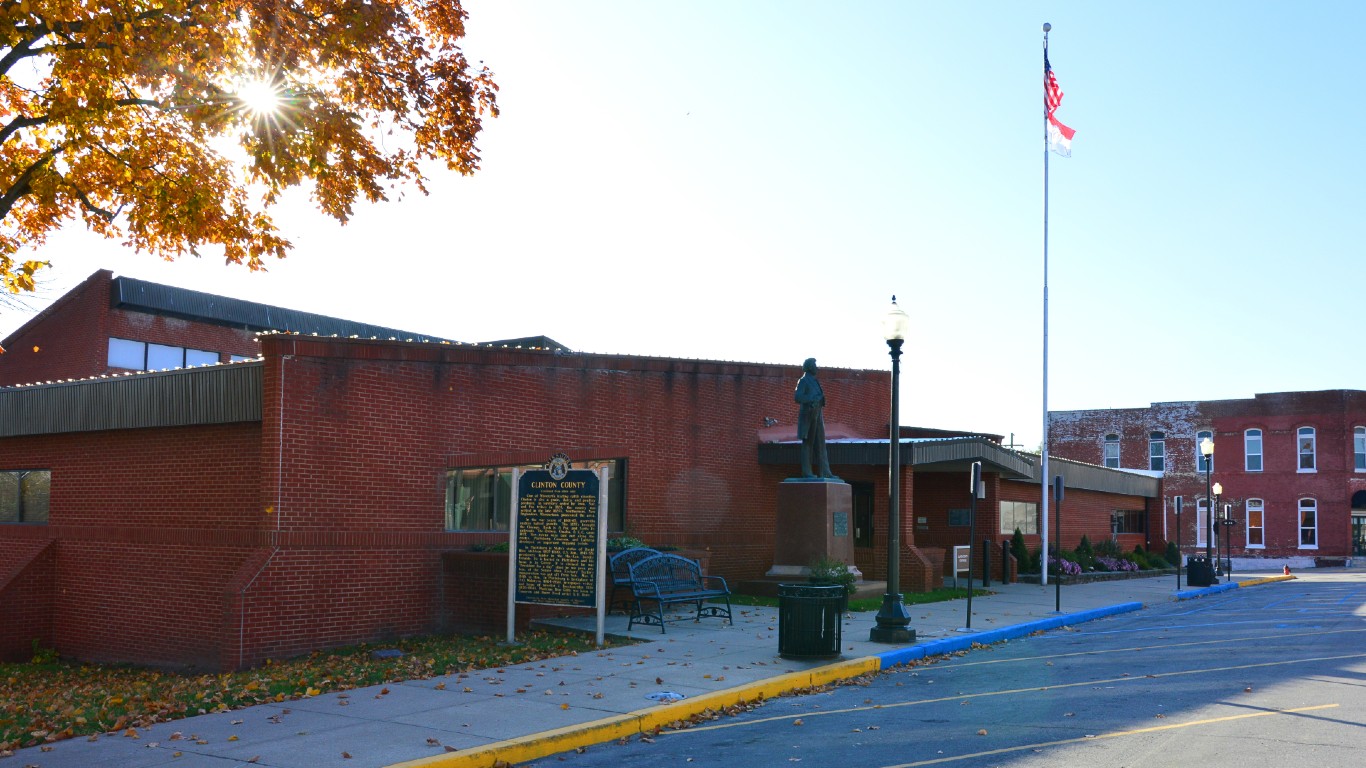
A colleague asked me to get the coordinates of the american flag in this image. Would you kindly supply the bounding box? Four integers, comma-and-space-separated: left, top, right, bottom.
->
1044, 52, 1075, 156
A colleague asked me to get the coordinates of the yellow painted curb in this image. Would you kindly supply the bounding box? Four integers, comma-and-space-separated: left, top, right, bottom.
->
1237, 574, 1296, 587
386, 656, 880, 768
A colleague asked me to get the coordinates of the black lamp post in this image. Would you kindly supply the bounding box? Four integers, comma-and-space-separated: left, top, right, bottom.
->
1200, 437, 1215, 562
1212, 482, 1222, 574
871, 296, 914, 644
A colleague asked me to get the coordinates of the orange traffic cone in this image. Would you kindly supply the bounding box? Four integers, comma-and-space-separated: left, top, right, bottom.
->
1283, 564, 1291, 576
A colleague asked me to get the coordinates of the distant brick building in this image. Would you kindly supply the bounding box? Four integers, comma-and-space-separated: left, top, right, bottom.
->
1050, 391, 1366, 568
1, 271, 1161, 670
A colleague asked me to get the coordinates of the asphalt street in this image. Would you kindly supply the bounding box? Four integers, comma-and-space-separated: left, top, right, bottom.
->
537, 574, 1366, 768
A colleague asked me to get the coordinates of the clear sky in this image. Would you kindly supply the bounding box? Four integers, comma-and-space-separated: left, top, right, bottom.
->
3, 1, 1363, 449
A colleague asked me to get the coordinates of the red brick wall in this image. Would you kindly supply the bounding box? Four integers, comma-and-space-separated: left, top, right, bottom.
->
1052, 391, 1366, 561
0, 269, 260, 387
0, 422, 263, 667
0, 538, 54, 661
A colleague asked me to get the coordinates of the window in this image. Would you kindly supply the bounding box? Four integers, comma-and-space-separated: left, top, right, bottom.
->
445, 459, 626, 532
1298, 498, 1318, 548
1000, 501, 1038, 535
1298, 427, 1316, 472
1245, 429, 1263, 472
948, 508, 971, 527
1355, 427, 1366, 472
1111, 509, 1145, 534
1245, 499, 1264, 548
107, 338, 220, 372
0, 470, 50, 523
1149, 431, 1165, 472
1195, 498, 1209, 547
1196, 430, 1213, 473
1103, 434, 1119, 468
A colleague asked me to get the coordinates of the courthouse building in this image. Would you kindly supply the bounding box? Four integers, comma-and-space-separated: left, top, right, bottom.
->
2, 270, 1160, 669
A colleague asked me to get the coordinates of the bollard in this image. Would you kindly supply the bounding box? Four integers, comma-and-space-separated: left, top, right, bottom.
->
1283, 564, 1291, 576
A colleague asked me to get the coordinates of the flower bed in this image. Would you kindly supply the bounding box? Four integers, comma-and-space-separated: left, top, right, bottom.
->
1016, 567, 1174, 585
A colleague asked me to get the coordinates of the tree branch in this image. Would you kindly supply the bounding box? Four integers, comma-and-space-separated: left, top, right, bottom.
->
0, 146, 61, 220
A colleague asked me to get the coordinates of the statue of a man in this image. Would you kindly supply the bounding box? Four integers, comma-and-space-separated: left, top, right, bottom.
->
795, 358, 835, 479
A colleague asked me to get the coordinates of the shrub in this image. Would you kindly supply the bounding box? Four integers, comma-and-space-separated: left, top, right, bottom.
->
1146, 554, 1171, 569
1095, 556, 1138, 572
1165, 541, 1181, 567
1011, 529, 1032, 572
1074, 536, 1096, 571
607, 536, 648, 551
1094, 538, 1122, 558
1048, 555, 1082, 576
808, 557, 857, 596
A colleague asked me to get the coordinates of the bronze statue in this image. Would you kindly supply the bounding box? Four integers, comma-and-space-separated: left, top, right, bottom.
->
795, 358, 835, 479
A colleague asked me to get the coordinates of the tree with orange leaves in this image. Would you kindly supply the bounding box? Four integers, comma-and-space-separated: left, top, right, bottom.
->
0, 0, 498, 295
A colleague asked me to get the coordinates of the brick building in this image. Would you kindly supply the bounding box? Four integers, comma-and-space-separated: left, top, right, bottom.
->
1, 271, 1161, 670
1050, 390, 1366, 569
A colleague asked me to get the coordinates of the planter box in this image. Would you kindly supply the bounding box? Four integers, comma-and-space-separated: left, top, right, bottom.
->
1016, 568, 1175, 586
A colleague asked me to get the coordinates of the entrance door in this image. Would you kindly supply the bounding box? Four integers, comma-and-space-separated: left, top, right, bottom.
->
852, 482, 874, 548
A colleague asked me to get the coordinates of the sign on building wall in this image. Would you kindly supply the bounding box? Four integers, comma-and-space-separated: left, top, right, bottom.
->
506, 454, 608, 646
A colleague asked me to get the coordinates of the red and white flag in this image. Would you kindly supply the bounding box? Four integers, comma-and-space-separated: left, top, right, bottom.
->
1045, 52, 1075, 157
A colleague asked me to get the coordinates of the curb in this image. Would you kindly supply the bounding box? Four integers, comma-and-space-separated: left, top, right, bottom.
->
1174, 573, 1295, 600
387, 657, 879, 768
874, 602, 1144, 669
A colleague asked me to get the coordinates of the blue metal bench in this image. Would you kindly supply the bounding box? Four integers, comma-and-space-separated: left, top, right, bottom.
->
608, 547, 660, 614
627, 553, 732, 633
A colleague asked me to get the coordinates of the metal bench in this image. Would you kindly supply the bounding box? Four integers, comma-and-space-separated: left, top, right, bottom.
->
608, 547, 660, 614
627, 553, 732, 633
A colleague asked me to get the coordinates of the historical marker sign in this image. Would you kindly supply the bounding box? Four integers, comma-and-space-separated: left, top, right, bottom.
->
513, 469, 601, 606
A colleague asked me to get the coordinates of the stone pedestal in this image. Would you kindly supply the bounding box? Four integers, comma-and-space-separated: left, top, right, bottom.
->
766, 479, 862, 580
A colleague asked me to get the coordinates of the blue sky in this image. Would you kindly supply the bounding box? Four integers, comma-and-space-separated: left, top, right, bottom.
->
3, 1, 1363, 448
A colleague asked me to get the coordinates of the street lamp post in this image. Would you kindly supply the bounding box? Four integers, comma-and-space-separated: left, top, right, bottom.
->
1200, 437, 1215, 562
871, 297, 915, 644
1212, 482, 1223, 582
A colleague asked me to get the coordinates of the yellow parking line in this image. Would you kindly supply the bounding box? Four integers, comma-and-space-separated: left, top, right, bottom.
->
883, 704, 1338, 767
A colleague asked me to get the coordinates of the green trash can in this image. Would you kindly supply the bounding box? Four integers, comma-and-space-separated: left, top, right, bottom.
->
778, 584, 844, 660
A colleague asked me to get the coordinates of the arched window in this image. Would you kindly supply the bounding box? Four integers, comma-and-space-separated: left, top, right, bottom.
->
1298, 498, 1318, 548
1298, 427, 1316, 472
1196, 430, 1213, 473
1245, 499, 1264, 548
1103, 434, 1119, 468
1245, 429, 1263, 472
1149, 431, 1165, 472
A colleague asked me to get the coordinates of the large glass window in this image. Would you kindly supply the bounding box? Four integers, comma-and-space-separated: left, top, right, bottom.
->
1298, 427, 1316, 472
1103, 434, 1119, 468
107, 338, 220, 372
1196, 430, 1213, 473
0, 470, 50, 524
1149, 431, 1165, 472
1000, 501, 1038, 535
445, 459, 626, 532
1245, 429, 1263, 472
1111, 509, 1145, 534
1355, 427, 1366, 472
1245, 499, 1264, 548
1299, 498, 1318, 548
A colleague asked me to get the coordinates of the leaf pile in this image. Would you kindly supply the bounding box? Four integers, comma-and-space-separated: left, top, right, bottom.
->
0, 631, 611, 753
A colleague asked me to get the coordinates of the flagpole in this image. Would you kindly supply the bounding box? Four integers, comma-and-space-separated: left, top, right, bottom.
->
1040, 22, 1052, 589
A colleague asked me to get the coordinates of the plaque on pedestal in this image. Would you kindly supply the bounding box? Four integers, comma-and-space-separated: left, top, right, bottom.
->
766, 479, 862, 580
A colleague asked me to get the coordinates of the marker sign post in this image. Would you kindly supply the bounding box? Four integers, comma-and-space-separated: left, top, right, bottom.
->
506, 462, 608, 647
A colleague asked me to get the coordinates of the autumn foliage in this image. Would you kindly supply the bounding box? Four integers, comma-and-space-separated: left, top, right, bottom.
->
0, 0, 498, 294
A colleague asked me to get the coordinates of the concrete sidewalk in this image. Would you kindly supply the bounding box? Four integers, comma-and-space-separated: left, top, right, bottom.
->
9, 572, 1294, 768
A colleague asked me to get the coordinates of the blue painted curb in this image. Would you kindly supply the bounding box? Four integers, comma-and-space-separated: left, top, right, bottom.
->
874, 601, 1144, 669
1174, 582, 1240, 600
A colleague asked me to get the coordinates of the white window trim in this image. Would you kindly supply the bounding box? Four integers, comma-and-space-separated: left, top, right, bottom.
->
1195, 499, 1209, 548
1297, 427, 1317, 474
1297, 498, 1319, 550
1195, 430, 1213, 474
1149, 432, 1165, 472
1103, 434, 1120, 469
1245, 499, 1265, 549
1355, 426, 1366, 473
1244, 429, 1263, 472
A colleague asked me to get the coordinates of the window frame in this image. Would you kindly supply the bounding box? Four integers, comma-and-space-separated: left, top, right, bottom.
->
1355, 426, 1366, 472
1297, 426, 1317, 473
1298, 497, 1318, 548
1245, 499, 1264, 548
0, 469, 51, 524
107, 337, 220, 372
444, 459, 627, 533
1196, 430, 1213, 474
1103, 434, 1120, 469
1149, 431, 1165, 472
999, 500, 1039, 535
1244, 428, 1263, 472
1195, 498, 1209, 547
